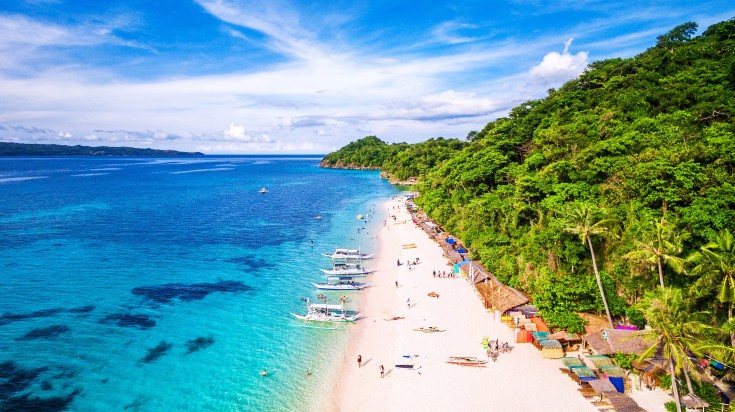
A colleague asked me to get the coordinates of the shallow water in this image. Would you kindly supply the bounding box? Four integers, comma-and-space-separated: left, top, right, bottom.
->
0, 156, 396, 411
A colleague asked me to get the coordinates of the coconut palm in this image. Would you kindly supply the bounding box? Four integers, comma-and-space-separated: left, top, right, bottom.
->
624, 216, 688, 289
636, 287, 735, 411
689, 229, 735, 346
564, 203, 617, 329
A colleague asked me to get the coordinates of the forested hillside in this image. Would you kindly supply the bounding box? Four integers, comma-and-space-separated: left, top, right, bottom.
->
0, 142, 204, 156
323, 19, 735, 336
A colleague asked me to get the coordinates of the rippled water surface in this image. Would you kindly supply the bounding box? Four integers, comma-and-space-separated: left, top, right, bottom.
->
0, 156, 396, 411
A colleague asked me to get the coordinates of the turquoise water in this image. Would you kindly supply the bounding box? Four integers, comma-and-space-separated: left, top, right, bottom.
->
0, 156, 397, 411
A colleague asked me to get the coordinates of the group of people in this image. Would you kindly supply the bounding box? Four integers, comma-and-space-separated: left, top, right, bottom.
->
357, 354, 385, 378
486, 339, 511, 361
433, 270, 455, 278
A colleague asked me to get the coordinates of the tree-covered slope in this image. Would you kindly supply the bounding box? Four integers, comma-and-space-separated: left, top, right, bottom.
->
320, 135, 466, 181
0, 142, 204, 156
414, 19, 735, 329
323, 19, 735, 332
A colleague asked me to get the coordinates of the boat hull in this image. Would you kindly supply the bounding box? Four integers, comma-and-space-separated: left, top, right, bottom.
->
291, 313, 359, 323
311, 283, 369, 290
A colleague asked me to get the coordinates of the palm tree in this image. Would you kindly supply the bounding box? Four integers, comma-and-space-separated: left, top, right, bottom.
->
636, 287, 720, 412
624, 216, 688, 289
689, 229, 735, 346
564, 203, 616, 329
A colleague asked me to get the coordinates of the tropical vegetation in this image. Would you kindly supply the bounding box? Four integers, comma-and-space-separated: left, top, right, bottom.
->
322, 18, 735, 403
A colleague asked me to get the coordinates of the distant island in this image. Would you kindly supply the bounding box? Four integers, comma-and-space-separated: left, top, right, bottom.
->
0, 142, 204, 157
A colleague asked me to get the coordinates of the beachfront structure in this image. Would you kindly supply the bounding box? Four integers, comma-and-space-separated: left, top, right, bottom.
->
583, 328, 650, 356
456, 260, 529, 313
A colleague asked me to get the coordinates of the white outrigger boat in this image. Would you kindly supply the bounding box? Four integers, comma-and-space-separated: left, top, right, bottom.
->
322, 248, 374, 260
312, 276, 370, 291
291, 299, 360, 323
320, 262, 375, 275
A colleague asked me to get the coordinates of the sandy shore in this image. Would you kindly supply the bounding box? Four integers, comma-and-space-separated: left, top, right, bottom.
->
331, 197, 600, 412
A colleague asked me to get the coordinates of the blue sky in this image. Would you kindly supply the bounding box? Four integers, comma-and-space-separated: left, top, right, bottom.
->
0, 1, 733, 154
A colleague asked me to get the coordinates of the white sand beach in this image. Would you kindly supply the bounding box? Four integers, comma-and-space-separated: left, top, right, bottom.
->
331, 197, 604, 412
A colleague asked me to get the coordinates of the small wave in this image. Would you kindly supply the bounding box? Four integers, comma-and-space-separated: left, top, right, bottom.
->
72, 173, 109, 177
90, 168, 122, 171
0, 176, 48, 183
170, 168, 234, 174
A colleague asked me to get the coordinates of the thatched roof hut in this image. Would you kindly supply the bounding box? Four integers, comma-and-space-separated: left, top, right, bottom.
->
584, 329, 650, 356
459, 261, 529, 313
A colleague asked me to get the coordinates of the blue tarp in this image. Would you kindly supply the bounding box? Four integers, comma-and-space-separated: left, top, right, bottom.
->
609, 376, 625, 393
456, 248, 468, 253
445, 238, 456, 245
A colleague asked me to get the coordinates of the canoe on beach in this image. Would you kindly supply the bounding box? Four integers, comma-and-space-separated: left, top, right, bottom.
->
413, 326, 445, 333
446, 356, 488, 367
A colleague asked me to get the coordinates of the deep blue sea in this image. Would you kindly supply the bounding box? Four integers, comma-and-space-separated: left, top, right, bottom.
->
0, 156, 397, 411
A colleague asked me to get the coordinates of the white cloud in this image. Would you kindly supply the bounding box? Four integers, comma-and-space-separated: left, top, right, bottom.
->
530, 39, 589, 86
223, 123, 272, 143
432, 21, 481, 45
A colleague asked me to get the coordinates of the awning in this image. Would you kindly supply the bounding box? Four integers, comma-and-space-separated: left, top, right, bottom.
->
445, 238, 456, 245
456, 248, 468, 253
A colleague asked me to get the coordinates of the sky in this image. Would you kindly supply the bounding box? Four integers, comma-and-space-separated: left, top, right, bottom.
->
0, 1, 733, 154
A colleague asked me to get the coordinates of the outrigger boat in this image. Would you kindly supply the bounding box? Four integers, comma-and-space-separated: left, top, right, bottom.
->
291, 299, 359, 323
312, 275, 370, 290
322, 248, 374, 260
414, 326, 445, 333
446, 356, 488, 367
320, 262, 375, 275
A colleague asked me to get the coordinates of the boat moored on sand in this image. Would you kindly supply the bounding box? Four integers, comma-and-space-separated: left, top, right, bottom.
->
312, 274, 370, 290
446, 356, 488, 367
291, 299, 360, 323
320, 262, 375, 275
322, 248, 374, 260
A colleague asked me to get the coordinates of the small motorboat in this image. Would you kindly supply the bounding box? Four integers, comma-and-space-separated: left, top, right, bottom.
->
259, 187, 267, 194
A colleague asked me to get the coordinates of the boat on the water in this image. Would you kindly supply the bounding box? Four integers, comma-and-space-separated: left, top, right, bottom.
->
259, 187, 267, 193
291, 299, 359, 323
320, 262, 375, 275
446, 356, 488, 367
322, 248, 374, 260
311, 282, 369, 291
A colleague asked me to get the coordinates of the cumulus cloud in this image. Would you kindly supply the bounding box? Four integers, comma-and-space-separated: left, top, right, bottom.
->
223, 123, 272, 143
529, 38, 589, 86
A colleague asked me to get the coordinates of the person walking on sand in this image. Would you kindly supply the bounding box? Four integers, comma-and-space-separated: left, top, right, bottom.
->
395, 281, 398, 288
380, 365, 384, 378
358, 354, 362, 368
407, 298, 411, 309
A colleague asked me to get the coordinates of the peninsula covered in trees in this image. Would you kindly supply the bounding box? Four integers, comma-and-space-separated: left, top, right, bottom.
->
0, 142, 204, 157
323, 19, 735, 406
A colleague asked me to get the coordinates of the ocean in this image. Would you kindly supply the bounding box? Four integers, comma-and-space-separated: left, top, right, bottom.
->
0, 156, 397, 411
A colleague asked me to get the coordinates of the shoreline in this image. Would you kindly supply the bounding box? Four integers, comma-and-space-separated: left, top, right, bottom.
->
331, 196, 602, 411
